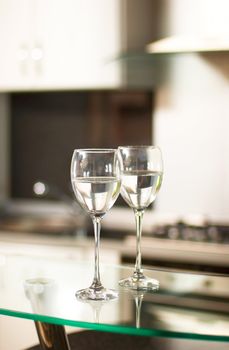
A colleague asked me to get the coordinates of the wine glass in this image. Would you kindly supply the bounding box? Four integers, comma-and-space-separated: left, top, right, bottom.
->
118, 146, 163, 290
71, 149, 121, 301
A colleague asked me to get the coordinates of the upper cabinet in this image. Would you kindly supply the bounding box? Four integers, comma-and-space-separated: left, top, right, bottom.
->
0, 0, 158, 91
1, 0, 229, 91
0, 0, 123, 91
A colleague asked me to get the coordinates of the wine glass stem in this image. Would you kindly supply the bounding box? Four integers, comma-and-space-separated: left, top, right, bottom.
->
134, 209, 144, 275
92, 217, 102, 288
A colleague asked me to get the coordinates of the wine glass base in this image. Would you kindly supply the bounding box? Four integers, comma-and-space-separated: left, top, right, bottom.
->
119, 273, 159, 291
76, 287, 118, 301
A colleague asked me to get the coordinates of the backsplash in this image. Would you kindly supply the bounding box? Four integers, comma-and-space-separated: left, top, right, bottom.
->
9, 90, 153, 201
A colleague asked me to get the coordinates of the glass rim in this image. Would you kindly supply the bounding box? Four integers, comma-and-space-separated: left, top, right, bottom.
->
118, 145, 161, 150
73, 148, 117, 153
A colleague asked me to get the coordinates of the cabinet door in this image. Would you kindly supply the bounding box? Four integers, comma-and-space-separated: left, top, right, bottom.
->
0, 0, 32, 90
30, 0, 122, 89
0, 0, 122, 90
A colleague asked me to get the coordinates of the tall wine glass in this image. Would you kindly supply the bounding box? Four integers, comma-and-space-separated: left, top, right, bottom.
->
71, 149, 121, 300
118, 146, 163, 290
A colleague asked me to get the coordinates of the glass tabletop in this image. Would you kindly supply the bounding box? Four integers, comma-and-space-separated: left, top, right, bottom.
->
0, 253, 228, 342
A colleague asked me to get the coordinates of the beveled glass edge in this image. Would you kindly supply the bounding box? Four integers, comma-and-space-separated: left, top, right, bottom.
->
1, 309, 228, 342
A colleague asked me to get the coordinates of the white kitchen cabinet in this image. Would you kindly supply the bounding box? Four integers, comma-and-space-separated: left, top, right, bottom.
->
0, 0, 32, 90
0, 0, 122, 91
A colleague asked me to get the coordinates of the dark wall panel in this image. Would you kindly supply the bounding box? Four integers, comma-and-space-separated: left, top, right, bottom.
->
10, 90, 153, 200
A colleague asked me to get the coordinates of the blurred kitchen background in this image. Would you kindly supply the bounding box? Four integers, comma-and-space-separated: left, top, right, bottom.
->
1, 0, 229, 349
1, 0, 229, 272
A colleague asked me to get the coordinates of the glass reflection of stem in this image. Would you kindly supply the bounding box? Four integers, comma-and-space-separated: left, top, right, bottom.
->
79, 300, 106, 324
134, 293, 144, 329
91, 301, 103, 323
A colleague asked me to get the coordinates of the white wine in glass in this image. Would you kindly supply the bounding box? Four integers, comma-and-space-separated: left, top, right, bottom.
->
118, 146, 163, 291
71, 149, 121, 301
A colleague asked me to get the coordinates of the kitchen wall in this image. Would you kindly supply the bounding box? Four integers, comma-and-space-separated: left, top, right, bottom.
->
154, 0, 229, 221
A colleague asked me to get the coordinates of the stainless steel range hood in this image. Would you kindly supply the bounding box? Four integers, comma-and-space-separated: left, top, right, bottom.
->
146, 35, 229, 54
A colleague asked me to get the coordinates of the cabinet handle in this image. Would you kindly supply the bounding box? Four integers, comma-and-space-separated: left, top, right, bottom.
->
17, 46, 29, 61
31, 47, 44, 61
18, 45, 29, 76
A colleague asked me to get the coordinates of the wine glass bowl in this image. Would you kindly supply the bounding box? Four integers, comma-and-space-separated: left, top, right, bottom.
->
71, 149, 121, 300
118, 146, 163, 291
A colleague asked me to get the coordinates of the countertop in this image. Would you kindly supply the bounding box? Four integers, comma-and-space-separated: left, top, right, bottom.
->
0, 230, 228, 268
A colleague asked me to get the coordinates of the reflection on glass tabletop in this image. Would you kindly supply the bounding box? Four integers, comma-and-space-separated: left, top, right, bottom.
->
0, 253, 228, 342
